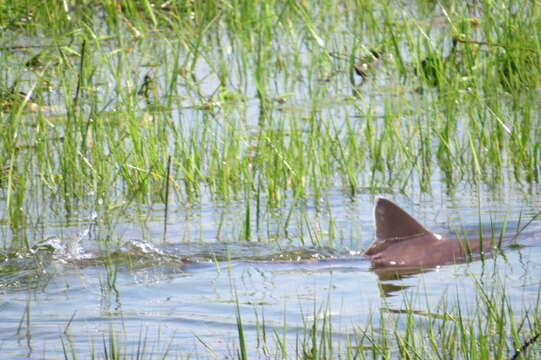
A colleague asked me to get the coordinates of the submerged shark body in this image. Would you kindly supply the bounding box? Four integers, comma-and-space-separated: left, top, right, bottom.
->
365, 197, 501, 269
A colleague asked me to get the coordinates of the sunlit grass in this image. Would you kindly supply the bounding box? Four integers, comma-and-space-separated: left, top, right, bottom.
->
2, 2, 540, 242
0, 2, 540, 359
226, 278, 541, 359
55, 275, 539, 359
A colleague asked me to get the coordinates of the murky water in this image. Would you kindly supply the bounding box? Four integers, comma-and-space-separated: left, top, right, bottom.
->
1, 187, 541, 359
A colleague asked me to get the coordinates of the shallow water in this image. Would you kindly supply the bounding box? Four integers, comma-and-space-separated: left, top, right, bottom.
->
1, 187, 541, 359
2, 7, 541, 357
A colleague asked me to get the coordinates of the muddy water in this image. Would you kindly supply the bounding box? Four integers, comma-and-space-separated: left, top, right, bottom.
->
1, 188, 540, 359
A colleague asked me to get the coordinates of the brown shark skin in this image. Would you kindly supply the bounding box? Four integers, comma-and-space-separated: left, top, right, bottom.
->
365, 197, 499, 269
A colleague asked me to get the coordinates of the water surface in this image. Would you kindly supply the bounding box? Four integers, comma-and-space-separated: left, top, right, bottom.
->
1, 188, 540, 358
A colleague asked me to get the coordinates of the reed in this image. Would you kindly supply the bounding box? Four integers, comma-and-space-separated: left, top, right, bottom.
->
1, 1, 540, 358
2, 1, 540, 232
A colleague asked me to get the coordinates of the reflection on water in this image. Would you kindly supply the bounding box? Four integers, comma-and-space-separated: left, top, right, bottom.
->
0, 188, 540, 358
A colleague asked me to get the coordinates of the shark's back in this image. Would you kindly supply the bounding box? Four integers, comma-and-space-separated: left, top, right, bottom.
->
365, 197, 492, 268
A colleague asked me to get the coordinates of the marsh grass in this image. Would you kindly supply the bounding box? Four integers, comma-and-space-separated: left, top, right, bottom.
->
62, 326, 175, 360
226, 278, 541, 359
1, 1, 541, 357
61, 276, 539, 359
2, 1, 541, 246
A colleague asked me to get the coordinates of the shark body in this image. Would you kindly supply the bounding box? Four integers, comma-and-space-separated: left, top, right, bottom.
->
365, 197, 501, 269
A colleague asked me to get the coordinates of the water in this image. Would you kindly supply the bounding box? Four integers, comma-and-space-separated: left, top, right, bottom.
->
1, 188, 540, 359
2, 10, 541, 358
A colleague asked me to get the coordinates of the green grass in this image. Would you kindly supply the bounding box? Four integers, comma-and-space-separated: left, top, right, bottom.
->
0, 1, 540, 246
55, 275, 541, 359
1, 2, 540, 238
227, 278, 541, 359
1, 1, 541, 357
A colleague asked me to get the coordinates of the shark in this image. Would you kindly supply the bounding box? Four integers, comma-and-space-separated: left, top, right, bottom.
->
365, 197, 505, 270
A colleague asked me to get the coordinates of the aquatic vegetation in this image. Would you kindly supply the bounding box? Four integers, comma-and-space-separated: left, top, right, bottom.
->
1, 0, 541, 358
53, 275, 541, 359
1, 1, 540, 235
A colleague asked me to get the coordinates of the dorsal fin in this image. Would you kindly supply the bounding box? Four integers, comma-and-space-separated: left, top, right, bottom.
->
374, 197, 431, 241
365, 197, 439, 256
